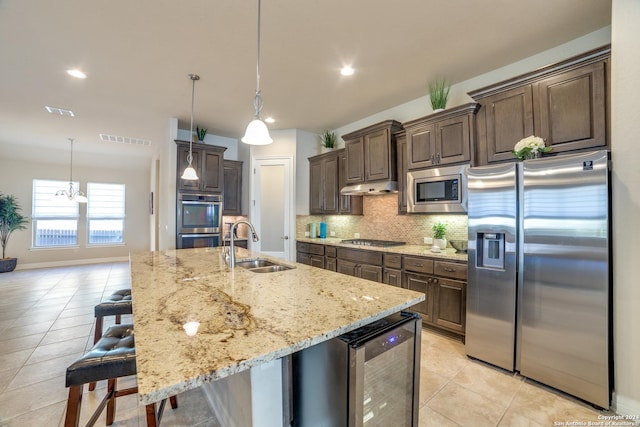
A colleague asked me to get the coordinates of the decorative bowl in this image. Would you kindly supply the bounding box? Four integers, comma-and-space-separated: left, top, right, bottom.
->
449, 240, 468, 253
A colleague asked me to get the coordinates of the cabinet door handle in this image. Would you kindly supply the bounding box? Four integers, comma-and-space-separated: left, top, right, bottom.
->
430, 154, 435, 163
436, 153, 441, 164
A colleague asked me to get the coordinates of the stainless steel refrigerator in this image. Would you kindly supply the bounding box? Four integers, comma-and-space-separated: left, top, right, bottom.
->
465, 150, 612, 408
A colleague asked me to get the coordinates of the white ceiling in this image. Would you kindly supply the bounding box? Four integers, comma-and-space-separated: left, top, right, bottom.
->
0, 0, 611, 167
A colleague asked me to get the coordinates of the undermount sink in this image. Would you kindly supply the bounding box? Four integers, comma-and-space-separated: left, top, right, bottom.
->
235, 258, 294, 273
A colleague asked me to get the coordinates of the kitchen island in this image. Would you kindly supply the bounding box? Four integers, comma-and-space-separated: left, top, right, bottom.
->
129, 247, 424, 425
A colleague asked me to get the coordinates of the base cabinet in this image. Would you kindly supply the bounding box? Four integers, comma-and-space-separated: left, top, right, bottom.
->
296, 242, 325, 268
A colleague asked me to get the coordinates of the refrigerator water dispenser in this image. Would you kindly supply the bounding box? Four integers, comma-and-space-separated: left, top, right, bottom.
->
478, 233, 505, 269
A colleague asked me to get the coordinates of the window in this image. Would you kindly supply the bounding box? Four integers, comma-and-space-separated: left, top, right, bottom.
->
87, 183, 125, 245
32, 179, 80, 247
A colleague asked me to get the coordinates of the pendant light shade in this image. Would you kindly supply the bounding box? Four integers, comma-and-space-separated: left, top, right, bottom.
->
242, 118, 273, 145
181, 165, 198, 180
241, 0, 272, 145
182, 74, 200, 180
55, 138, 87, 203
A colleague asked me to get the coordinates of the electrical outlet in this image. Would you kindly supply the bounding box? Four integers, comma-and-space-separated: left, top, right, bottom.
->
330, 231, 336, 237
354, 232, 360, 238
304, 231, 310, 237
424, 237, 433, 245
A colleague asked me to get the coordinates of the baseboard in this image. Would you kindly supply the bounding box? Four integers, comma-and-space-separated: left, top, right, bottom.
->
15, 256, 129, 270
613, 393, 640, 424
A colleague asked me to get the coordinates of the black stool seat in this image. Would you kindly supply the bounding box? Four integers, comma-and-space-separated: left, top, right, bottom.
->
64, 324, 177, 427
66, 324, 135, 387
95, 289, 132, 318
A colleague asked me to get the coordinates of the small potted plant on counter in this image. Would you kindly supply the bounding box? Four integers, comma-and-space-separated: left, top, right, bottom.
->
0, 194, 28, 273
432, 222, 447, 251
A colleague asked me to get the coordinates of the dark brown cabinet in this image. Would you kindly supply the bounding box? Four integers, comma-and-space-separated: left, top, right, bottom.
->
470, 46, 610, 166
337, 149, 363, 215
383, 253, 403, 287
342, 120, 403, 185
176, 141, 226, 193
336, 247, 383, 283
395, 131, 408, 214
403, 103, 478, 170
325, 246, 337, 272
296, 242, 325, 268
309, 149, 362, 215
403, 256, 467, 337
223, 160, 243, 215
309, 152, 338, 214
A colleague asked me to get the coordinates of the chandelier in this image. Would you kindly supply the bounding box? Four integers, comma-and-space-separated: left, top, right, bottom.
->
55, 138, 87, 203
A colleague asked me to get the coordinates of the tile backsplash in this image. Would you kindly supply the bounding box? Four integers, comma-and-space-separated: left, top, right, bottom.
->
296, 194, 467, 245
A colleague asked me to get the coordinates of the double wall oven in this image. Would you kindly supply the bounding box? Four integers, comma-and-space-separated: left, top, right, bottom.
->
177, 193, 222, 249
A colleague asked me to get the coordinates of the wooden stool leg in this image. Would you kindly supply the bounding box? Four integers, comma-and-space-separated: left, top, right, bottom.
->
88, 316, 104, 392
170, 395, 178, 409
145, 402, 158, 427
64, 385, 83, 427
106, 378, 116, 425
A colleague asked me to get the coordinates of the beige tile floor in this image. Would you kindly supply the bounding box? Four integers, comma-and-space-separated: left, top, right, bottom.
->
0, 262, 612, 427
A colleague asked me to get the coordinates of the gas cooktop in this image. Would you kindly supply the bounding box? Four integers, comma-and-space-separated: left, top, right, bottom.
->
340, 239, 406, 247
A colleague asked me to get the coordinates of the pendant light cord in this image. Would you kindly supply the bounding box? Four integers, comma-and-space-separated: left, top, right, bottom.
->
253, 0, 263, 119
68, 138, 74, 183
187, 74, 200, 166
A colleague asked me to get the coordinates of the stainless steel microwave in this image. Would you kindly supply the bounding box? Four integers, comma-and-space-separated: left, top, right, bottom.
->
407, 164, 468, 213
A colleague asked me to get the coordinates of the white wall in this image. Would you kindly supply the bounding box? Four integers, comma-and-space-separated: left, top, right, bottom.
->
0, 156, 150, 268
611, 0, 640, 415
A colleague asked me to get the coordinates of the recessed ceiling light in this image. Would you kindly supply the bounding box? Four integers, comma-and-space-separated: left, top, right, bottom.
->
45, 106, 75, 117
265, 117, 275, 124
340, 66, 355, 76
67, 69, 87, 79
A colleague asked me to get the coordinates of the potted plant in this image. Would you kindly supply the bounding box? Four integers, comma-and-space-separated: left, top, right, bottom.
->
428, 78, 451, 112
432, 222, 447, 250
0, 194, 28, 273
320, 130, 336, 152
196, 126, 207, 142
512, 135, 552, 160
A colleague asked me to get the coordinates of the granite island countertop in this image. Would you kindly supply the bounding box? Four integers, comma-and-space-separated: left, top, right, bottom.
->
129, 247, 425, 405
296, 237, 468, 262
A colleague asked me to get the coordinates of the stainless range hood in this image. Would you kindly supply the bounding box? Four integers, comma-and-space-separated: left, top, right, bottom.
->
340, 180, 398, 195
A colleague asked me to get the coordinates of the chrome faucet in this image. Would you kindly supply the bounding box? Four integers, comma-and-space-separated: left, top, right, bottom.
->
227, 220, 259, 268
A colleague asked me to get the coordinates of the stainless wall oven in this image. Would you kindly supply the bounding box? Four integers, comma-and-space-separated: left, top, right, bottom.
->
177, 193, 222, 249
293, 311, 421, 427
407, 164, 467, 213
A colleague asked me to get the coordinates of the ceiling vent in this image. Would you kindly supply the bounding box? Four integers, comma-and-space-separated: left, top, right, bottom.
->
45, 106, 75, 117
99, 134, 152, 146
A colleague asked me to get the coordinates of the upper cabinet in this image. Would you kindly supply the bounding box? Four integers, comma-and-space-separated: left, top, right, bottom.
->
176, 141, 226, 193
403, 103, 479, 170
342, 120, 403, 184
469, 45, 610, 166
223, 160, 243, 215
309, 149, 362, 215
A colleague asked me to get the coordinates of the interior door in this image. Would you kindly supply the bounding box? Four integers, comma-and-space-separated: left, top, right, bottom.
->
251, 157, 293, 261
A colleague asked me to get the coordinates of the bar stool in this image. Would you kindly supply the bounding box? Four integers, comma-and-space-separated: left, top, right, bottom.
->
64, 324, 177, 427
90, 289, 133, 391
94, 289, 132, 344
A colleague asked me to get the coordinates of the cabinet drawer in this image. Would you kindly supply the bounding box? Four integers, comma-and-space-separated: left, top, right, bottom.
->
383, 254, 402, 269
337, 248, 383, 265
325, 246, 337, 257
309, 243, 325, 256
434, 261, 467, 281
296, 242, 310, 253
404, 256, 434, 274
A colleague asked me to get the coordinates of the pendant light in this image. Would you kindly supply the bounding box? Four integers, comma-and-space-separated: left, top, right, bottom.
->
181, 74, 200, 180
241, 0, 273, 145
55, 138, 87, 203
